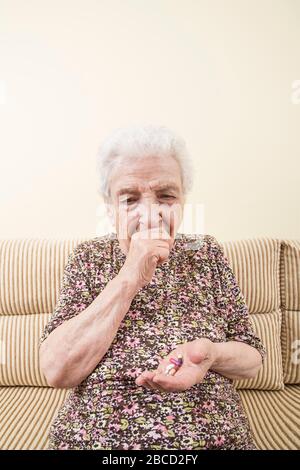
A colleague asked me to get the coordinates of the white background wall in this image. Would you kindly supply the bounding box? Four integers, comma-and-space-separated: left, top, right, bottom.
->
0, 0, 299, 241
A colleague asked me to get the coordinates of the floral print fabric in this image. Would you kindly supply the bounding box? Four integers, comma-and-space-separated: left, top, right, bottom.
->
39, 233, 266, 450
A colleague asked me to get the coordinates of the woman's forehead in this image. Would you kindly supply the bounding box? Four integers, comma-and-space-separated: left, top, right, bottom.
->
109, 155, 182, 190
115, 180, 181, 195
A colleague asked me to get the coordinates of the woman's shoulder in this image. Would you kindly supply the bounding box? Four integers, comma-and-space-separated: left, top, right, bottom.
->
68, 233, 117, 263
175, 232, 222, 253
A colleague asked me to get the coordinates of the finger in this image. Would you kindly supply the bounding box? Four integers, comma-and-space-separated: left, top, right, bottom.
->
148, 382, 168, 392
144, 370, 168, 392
136, 369, 168, 391
152, 382, 168, 392
142, 371, 158, 390
128, 212, 141, 238
168, 205, 182, 242
159, 216, 163, 239
159, 209, 177, 247
141, 371, 170, 391
155, 358, 166, 374
142, 370, 157, 381
148, 226, 170, 241
152, 373, 186, 392
135, 370, 155, 385
158, 216, 170, 238
136, 376, 153, 390
135, 371, 148, 386
136, 376, 162, 391
144, 379, 157, 390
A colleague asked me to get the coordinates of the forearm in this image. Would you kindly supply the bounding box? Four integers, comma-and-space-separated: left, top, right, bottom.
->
40, 269, 139, 388
210, 340, 263, 380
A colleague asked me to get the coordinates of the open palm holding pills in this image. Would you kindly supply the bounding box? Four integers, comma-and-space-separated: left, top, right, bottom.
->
135, 338, 216, 393
164, 353, 183, 376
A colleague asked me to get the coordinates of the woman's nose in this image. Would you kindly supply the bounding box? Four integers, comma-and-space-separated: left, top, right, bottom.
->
138, 203, 162, 230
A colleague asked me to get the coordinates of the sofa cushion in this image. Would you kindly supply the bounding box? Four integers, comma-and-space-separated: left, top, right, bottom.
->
222, 238, 281, 314
0, 386, 69, 449
234, 310, 284, 390
0, 310, 282, 390
239, 385, 300, 450
281, 310, 300, 384
0, 385, 298, 450
280, 240, 300, 384
0, 313, 50, 386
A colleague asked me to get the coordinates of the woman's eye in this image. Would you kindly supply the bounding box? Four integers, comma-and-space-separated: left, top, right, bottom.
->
160, 195, 175, 199
126, 198, 138, 204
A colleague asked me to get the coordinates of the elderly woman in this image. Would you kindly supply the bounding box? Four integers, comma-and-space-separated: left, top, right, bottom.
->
39, 125, 266, 450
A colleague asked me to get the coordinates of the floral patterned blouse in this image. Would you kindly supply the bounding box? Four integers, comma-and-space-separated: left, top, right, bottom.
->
39, 233, 266, 450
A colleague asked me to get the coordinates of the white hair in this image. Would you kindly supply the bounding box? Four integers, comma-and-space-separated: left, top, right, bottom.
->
96, 125, 194, 200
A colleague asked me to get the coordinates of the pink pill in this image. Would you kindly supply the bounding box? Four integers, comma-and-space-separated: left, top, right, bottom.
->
170, 358, 181, 367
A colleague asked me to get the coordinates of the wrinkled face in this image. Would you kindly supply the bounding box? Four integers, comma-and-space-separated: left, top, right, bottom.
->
107, 155, 185, 255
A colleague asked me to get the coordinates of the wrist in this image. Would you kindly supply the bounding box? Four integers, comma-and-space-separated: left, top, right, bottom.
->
117, 266, 141, 296
192, 338, 219, 368
209, 342, 226, 370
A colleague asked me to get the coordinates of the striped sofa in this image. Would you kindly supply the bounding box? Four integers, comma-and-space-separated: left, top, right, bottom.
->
0, 237, 299, 450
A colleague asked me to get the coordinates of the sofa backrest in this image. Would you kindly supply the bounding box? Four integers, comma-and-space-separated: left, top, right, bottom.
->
280, 240, 300, 384
0, 239, 86, 386
0, 236, 299, 389
221, 238, 283, 390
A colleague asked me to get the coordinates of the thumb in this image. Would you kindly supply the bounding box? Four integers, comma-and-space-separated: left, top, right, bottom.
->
189, 349, 209, 365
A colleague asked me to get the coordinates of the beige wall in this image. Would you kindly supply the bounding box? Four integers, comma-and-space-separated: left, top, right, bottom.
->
0, 0, 299, 242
